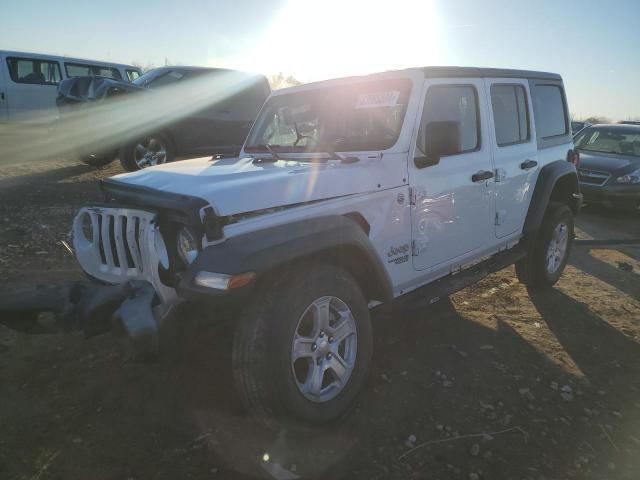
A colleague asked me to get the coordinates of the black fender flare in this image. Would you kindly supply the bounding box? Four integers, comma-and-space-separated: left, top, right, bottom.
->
179, 215, 394, 302
522, 160, 582, 236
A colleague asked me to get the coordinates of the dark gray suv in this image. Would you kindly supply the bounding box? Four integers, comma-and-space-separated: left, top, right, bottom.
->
57, 66, 271, 171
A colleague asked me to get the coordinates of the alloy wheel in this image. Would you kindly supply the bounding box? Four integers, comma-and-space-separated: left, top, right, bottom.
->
290, 296, 358, 403
133, 137, 168, 168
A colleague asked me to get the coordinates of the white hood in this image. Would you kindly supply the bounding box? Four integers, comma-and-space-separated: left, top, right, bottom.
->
112, 156, 397, 216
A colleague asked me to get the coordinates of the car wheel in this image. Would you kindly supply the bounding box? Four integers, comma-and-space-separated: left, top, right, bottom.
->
120, 133, 174, 171
516, 202, 574, 290
79, 151, 117, 167
233, 263, 372, 427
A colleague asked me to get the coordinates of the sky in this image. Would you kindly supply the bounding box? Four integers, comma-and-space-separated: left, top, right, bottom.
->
2, 0, 639, 120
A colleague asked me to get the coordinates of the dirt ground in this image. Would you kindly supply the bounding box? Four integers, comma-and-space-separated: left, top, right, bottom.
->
0, 151, 639, 480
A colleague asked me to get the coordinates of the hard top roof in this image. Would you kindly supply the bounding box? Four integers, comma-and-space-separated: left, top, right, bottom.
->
418, 66, 561, 81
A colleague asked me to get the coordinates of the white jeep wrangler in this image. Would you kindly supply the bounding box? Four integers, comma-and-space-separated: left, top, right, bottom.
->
72, 67, 582, 425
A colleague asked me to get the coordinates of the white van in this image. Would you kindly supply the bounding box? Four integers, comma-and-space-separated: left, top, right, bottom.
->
0, 50, 142, 124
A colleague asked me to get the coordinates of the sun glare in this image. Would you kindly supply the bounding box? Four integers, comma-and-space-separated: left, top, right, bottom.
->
252, 0, 446, 81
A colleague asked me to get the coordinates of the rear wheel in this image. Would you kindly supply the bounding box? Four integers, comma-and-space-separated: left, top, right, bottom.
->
516, 202, 574, 290
232, 263, 372, 427
79, 151, 116, 167
120, 133, 174, 171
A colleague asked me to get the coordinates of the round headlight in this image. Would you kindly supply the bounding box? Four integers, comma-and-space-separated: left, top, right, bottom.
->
176, 227, 199, 264
80, 212, 93, 241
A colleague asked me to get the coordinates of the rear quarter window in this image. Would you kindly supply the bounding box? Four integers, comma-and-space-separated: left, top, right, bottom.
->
533, 85, 568, 138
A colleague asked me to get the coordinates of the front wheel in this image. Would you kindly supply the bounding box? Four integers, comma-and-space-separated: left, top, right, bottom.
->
232, 264, 372, 427
119, 133, 174, 171
516, 202, 575, 290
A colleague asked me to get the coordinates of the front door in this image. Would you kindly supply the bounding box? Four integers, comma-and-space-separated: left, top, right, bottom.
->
410, 79, 495, 271
484, 78, 538, 238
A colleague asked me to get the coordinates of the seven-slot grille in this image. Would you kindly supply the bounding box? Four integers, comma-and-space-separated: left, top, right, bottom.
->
578, 168, 610, 186
98, 212, 144, 271
73, 206, 157, 282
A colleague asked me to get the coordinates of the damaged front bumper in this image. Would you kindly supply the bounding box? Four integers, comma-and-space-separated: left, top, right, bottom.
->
85, 280, 183, 359
0, 280, 181, 360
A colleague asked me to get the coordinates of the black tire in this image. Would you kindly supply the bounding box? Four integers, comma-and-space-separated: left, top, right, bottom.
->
516, 202, 574, 290
233, 263, 373, 427
119, 132, 175, 171
79, 151, 116, 167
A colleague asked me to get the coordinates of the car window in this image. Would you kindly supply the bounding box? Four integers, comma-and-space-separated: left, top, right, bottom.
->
491, 84, 530, 146
126, 70, 141, 82
144, 71, 185, 89
6, 57, 62, 85
65, 63, 122, 80
93, 66, 122, 80
417, 85, 479, 155
534, 85, 568, 138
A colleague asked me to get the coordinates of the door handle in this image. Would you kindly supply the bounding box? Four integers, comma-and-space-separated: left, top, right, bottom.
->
520, 159, 538, 170
471, 170, 494, 182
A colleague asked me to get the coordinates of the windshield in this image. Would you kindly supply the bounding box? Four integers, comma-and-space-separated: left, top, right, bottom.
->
574, 126, 640, 157
245, 78, 412, 154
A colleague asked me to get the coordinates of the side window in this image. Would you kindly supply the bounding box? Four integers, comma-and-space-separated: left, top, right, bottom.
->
533, 85, 568, 138
491, 84, 530, 146
417, 85, 479, 156
146, 70, 184, 89
126, 70, 141, 82
7, 57, 62, 85
65, 63, 91, 77
94, 66, 122, 80
65, 63, 122, 80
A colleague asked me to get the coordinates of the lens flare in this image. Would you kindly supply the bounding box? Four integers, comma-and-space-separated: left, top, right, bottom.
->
0, 71, 263, 167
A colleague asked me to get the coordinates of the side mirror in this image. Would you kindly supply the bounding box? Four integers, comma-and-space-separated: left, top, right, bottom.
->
414, 121, 461, 169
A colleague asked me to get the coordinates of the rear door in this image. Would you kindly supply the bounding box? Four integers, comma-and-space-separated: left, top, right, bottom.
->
5, 56, 62, 123
410, 79, 495, 271
484, 78, 538, 238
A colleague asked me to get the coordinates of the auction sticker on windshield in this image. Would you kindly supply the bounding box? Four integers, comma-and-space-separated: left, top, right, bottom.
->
355, 91, 401, 109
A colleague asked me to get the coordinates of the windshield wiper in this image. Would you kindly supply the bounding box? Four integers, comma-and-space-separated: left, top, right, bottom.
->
249, 144, 281, 163
265, 143, 282, 160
